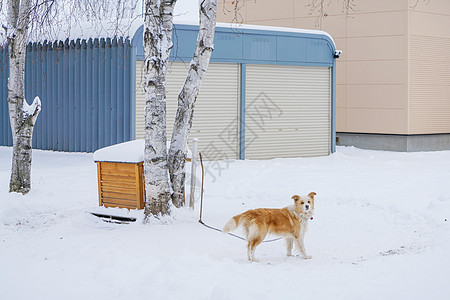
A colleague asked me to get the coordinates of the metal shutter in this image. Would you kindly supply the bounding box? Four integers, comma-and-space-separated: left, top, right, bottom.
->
136, 61, 240, 160
245, 64, 331, 159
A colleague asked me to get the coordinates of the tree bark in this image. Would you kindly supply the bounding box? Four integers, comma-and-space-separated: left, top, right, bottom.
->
7, 0, 41, 195
142, 0, 177, 220
168, 0, 218, 207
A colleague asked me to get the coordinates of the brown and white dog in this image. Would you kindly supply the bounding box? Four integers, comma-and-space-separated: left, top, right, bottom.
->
223, 192, 316, 262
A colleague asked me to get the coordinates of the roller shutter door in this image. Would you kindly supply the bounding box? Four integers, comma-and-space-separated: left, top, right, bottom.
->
245, 64, 331, 159
136, 61, 240, 160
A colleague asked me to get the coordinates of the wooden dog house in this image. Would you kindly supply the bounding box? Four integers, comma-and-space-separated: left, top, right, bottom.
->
96, 161, 145, 209
94, 140, 190, 210
94, 140, 147, 209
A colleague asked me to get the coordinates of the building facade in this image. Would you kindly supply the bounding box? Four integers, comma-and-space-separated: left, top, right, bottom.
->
217, 0, 450, 151
0, 22, 338, 159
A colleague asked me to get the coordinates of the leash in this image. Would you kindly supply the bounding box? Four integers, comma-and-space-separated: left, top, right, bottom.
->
198, 219, 283, 243
197, 153, 283, 243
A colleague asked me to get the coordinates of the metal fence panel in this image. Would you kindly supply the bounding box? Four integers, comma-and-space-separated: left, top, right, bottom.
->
0, 37, 134, 152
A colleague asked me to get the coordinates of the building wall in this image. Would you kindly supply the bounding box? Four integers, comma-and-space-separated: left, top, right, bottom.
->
409, 0, 450, 134
132, 23, 337, 159
218, 0, 450, 137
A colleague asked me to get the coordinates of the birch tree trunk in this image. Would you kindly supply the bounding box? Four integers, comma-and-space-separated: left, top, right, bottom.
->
7, 0, 42, 194
143, 0, 176, 219
168, 0, 218, 207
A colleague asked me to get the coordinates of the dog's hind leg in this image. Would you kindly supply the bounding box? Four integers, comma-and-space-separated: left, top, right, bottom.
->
246, 223, 265, 262
247, 238, 263, 262
285, 237, 294, 257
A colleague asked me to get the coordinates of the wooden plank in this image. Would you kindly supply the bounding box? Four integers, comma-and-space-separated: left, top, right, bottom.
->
101, 174, 137, 183
101, 161, 137, 172
139, 162, 146, 209
102, 197, 137, 206
100, 168, 136, 177
102, 202, 137, 209
100, 185, 137, 195
97, 162, 103, 206
102, 197, 138, 208
102, 191, 137, 201
101, 180, 136, 189
135, 163, 143, 209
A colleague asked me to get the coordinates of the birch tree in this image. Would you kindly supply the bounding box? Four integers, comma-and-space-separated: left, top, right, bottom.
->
168, 0, 218, 208
1, 0, 138, 194
142, 0, 218, 218
142, 0, 176, 218
4, 0, 41, 194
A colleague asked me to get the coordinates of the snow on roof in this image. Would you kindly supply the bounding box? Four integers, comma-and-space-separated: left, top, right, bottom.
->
93, 139, 192, 163
93, 139, 145, 163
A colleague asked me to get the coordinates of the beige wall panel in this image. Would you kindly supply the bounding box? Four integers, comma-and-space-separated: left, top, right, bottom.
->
411, 35, 450, 63
293, 15, 347, 39
336, 107, 346, 132
346, 36, 405, 61
347, 11, 405, 37
248, 18, 295, 28
336, 61, 346, 85
293, 0, 343, 18
346, 109, 407, 134
246, 0, 294, 21
336, 85, 346, 108
349, 0, 406, 13
292, 0, 405, 17
409, 102, 450, 134
411, 61, 450, 86
346, 60, 405, 85
409, 0, 450, 15
409, 34, 450, 134
217, 0, 247, 24
410, 12, 450, 38
346, 85, 406, 109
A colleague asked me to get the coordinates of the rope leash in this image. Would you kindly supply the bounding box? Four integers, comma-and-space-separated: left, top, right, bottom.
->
197, 153, 283, 243
198, 219, 284, 243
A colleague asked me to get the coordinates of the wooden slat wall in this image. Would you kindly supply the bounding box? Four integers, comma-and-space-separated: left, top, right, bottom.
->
97, 161, 145, 209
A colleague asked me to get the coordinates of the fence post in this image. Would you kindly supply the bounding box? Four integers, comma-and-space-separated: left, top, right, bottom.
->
189, 138, 198, 209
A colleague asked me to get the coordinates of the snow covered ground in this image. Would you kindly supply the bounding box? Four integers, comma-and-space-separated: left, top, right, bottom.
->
1, 146, 450, 300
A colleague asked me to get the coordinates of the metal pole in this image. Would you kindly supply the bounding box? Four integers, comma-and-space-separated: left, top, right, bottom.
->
189, 138, 198, 209
199, 153, 205, 223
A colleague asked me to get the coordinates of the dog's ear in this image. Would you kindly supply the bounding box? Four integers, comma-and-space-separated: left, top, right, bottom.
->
292, 195, 300, 202
308, 192, 316, 199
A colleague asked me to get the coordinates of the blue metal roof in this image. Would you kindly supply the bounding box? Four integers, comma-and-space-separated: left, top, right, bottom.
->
132, 23, 336, 66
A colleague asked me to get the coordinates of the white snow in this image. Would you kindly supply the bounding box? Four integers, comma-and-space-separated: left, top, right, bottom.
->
93, 139, 145, 163
93, 139, 191, 163
22, 96, 42, 118
1, 146, 450, 299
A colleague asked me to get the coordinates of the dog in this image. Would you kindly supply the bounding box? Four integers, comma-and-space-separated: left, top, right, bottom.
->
223, 192, 316, 262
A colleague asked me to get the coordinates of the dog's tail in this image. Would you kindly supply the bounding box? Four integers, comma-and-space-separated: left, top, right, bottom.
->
222, 215, 241, 233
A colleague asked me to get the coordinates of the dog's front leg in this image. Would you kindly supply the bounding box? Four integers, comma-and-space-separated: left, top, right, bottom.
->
295, 234, 312, 259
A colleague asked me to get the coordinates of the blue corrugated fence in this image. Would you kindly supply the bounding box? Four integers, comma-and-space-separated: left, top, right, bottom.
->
0, 37, 134, 152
